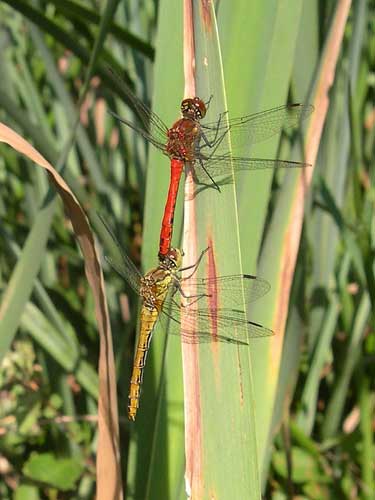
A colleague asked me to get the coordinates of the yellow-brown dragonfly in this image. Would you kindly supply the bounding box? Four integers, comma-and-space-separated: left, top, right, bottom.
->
102, 224, 272, 420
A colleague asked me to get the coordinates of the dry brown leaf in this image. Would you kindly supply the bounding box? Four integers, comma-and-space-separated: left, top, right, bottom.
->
272, 0, 352, 357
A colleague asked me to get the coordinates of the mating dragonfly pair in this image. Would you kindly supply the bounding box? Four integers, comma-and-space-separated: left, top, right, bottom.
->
103, 84, 312, 420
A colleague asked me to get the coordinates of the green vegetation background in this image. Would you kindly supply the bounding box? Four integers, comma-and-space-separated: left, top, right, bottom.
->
0, 1, 374, 499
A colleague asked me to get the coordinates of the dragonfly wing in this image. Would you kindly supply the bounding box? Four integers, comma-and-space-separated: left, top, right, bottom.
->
108, 109, 168, 152
123, 93, 169, 143
181, 274, 271, 307
195, 156, 311, 178
107, 69, 169, 145
97, 214, 142, 295
162, 300, 273, 344
200, 103, 313, 152
104, 255, 141, 295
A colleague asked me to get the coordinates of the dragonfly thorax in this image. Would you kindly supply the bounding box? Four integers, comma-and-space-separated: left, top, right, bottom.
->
166, 118, 201, 161
140, 270, 173, 311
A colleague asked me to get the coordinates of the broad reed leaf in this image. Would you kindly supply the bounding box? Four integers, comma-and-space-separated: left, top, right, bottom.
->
217, 0, 311, 484
179, 2, 265, 498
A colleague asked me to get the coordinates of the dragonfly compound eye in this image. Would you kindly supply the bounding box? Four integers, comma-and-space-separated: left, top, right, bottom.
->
181, 98, 193, 116
193, 98, 207, 119
165, 247, 183, 268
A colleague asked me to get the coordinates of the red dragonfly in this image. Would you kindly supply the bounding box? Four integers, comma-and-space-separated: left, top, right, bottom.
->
110, 87, 313, 257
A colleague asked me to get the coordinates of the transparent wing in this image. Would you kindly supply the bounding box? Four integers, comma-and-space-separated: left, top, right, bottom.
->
199, 103, 313, 154
108, 109, 168, 152
108, 69, 169, 147
157, 273, 273, 343
97, 214, 142, 295
193, 157, 310, 183
162, 301, 273, 344
104, 254, 142, 295
184, 274, 271, 307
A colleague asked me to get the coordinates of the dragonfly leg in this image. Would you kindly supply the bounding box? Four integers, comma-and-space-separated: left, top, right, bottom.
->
197, 158, 221, 192
180, 246, 210, 278
168, 280, 198, 303
206, 127, 231, 157
204, 94, 213, 109
173, 279, 210, 303
162, 307, 181, 326
180, 294, 209, 307
200, 110, 229, 147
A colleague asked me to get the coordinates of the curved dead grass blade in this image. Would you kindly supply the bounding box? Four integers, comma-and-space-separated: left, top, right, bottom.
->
0, 122, 122, 499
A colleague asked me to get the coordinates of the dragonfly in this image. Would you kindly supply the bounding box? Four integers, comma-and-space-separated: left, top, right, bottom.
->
100, 219, 273, 421
110, 83, 313, 258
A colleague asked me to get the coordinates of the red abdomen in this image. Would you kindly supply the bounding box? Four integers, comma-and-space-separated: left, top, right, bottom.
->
159, 159, 184, 257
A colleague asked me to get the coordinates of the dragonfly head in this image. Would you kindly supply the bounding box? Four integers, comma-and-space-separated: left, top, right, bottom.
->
181, 97, 207, 121
159, 247, 183, 270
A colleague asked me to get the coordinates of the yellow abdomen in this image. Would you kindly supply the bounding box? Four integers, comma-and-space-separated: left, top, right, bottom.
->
128, 270, 173, 421
128, 305, 160, 421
